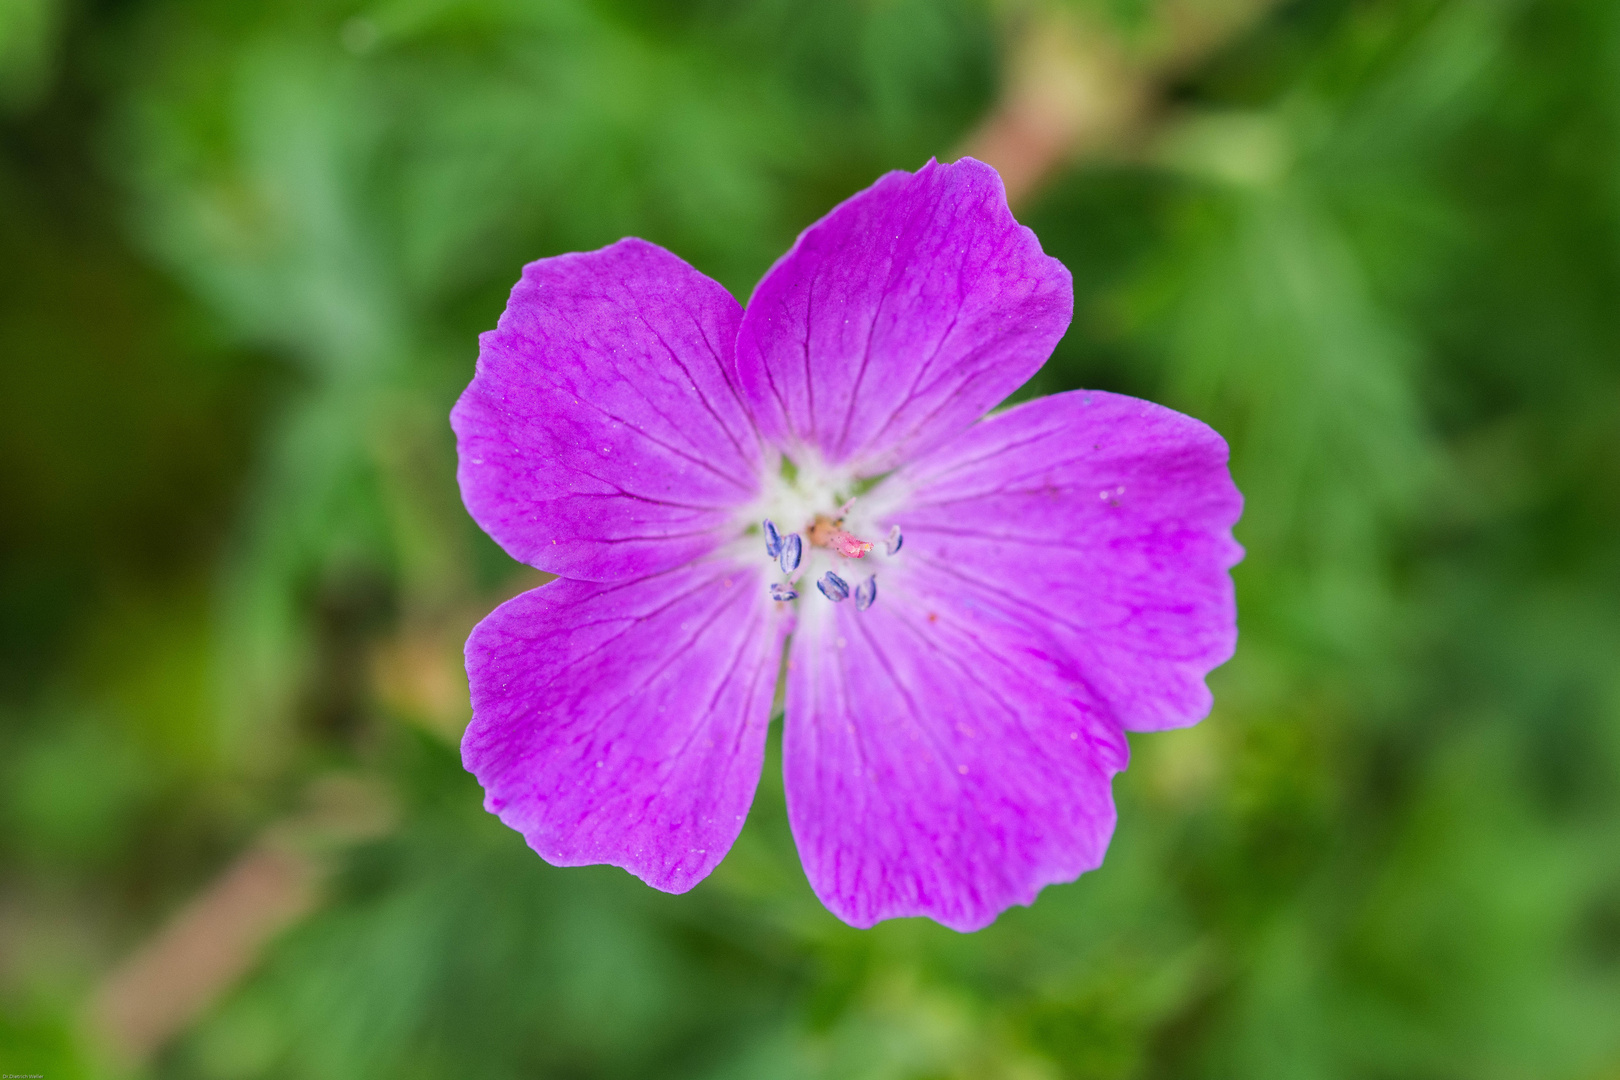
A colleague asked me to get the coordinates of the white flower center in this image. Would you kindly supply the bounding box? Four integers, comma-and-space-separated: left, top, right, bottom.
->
730, 451, 905, 608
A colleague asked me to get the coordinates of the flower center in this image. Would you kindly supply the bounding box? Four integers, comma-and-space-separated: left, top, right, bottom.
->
744, 454, 903, 609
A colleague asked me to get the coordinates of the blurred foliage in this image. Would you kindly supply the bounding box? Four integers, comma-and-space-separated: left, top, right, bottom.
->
2, 0, 1619, 1077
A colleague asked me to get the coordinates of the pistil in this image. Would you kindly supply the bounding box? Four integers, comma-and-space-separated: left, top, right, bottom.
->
807, 515, 874, 558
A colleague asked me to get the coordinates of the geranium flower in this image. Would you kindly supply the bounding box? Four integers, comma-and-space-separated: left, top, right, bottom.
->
452, 158, 1242, 931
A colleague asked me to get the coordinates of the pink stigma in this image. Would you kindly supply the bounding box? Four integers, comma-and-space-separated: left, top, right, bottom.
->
828, 529, 873, 558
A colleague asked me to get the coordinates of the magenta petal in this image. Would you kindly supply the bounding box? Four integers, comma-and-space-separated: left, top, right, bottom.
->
894, 389, 1244, 732
453, 238, 765, 582
783, 596, 1128, 932
734, 158, 1072, 473
463, 558, 787, 893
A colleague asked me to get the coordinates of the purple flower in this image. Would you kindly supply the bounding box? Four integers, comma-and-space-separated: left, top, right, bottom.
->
452, 158, 1242, 931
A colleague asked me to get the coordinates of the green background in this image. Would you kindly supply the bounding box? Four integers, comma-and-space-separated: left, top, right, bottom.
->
2, 0, 1618, 1076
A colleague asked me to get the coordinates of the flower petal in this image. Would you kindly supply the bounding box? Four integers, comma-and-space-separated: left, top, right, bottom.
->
887, 389, 1244, 732
463, 558, 787, 893
783, 594, 1127, 932
453, 238, 765, 582
734, 158, 1072, 474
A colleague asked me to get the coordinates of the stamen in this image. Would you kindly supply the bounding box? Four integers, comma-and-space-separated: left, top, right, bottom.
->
763, 519, 782, 558
778, 533, 803, 574
816, 571, 850, 602
769, 583, 798, 602
854, 575, 877, 611
885, 525, 903, 556
827, 529, 873, 558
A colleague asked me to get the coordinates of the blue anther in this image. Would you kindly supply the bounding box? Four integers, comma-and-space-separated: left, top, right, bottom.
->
769, 583, 798, 602
817, 571, 850, 602
779, 532, 803, 574
854, 575, 877, 611
763, 519, 782, 558
885, 525, 903, 556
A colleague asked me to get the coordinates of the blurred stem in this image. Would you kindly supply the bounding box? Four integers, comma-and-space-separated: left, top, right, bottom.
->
85, 774, 396, 1068
961, 0, 1283, 206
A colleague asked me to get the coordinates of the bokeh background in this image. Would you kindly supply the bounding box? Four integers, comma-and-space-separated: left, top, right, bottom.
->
4, 0, 1619, 1076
